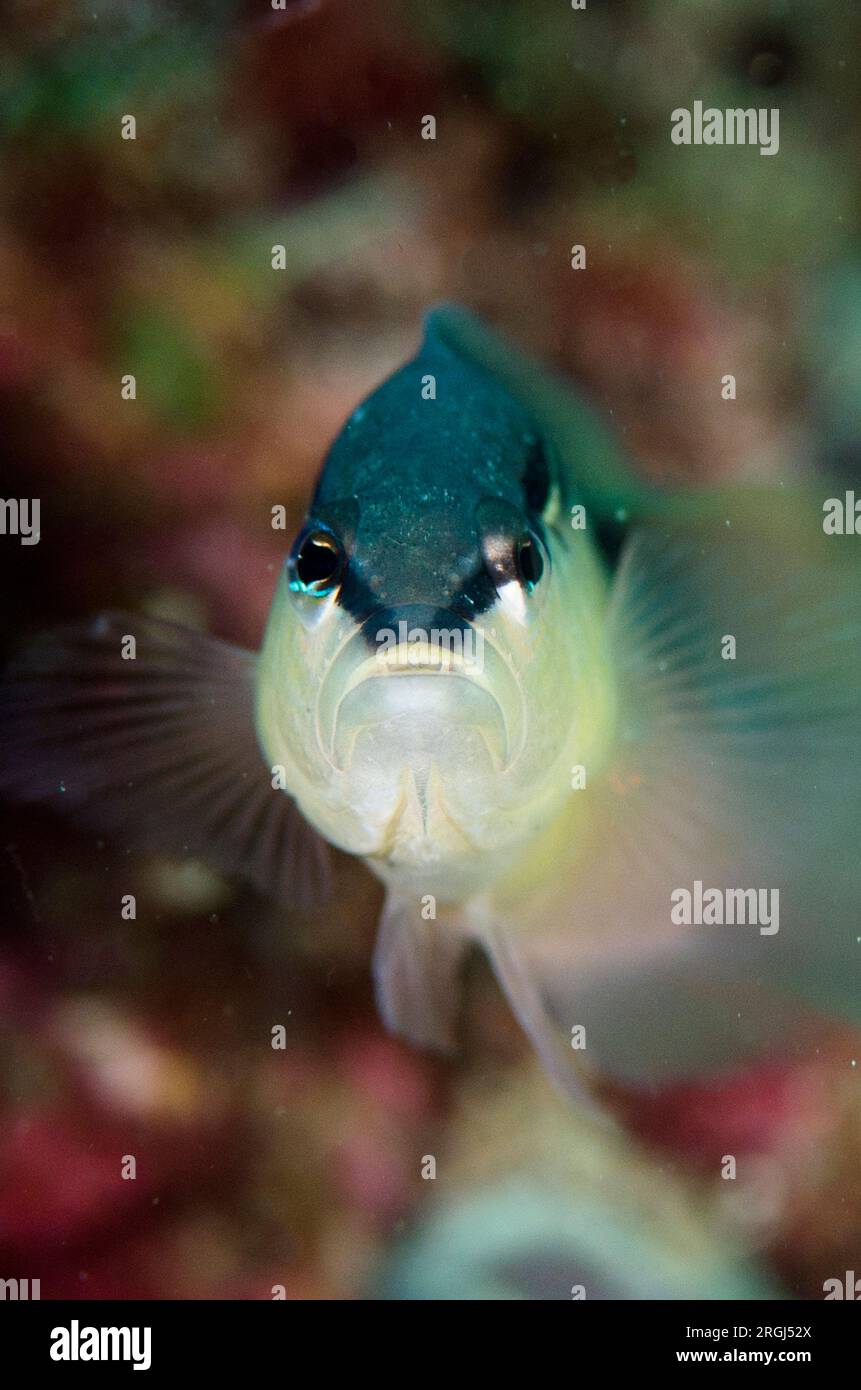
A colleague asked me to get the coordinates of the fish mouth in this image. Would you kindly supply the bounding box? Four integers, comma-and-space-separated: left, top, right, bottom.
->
316, 606, 526, 776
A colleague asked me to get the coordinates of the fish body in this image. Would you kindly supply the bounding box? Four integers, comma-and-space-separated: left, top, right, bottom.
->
3, 306, 860, 1098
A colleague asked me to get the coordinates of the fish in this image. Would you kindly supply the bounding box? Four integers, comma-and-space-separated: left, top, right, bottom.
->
2, 304, 860, 1100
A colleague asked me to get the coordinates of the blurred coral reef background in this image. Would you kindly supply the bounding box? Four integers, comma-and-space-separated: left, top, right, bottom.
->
1, 0, 860, 1299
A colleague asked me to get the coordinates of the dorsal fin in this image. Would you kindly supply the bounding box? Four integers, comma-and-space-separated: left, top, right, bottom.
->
425, 304, 660, 524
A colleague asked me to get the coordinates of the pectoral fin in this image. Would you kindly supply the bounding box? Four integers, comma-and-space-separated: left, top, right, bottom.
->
0, 612, 331, 908
485, 507, 861, 1087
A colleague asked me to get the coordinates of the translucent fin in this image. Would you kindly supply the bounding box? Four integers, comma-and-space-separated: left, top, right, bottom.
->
484, 926, 606, 1113
373, 894, 467, 1053
0, 613, 331, 908
427, 304, 832, 539
484, 510, 861, 1085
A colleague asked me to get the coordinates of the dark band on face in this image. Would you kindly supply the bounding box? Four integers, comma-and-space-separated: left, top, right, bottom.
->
338, 554, 500, 633
521, 436, 550, 517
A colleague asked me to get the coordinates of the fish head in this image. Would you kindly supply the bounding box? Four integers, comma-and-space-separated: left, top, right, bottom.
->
255, 330, 616, 895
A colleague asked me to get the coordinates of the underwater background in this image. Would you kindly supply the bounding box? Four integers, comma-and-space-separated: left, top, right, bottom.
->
1, 0, 860, 1299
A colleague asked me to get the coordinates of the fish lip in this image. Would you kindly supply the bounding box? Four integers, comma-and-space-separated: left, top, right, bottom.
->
372, 641, 470, 675
343, 645, 485, 687
316, 618, 526, 776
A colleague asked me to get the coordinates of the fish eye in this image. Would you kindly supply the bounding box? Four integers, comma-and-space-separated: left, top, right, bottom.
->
515, 533, 543, 590
481, 518, 546, 597
289, 528, 345, 597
